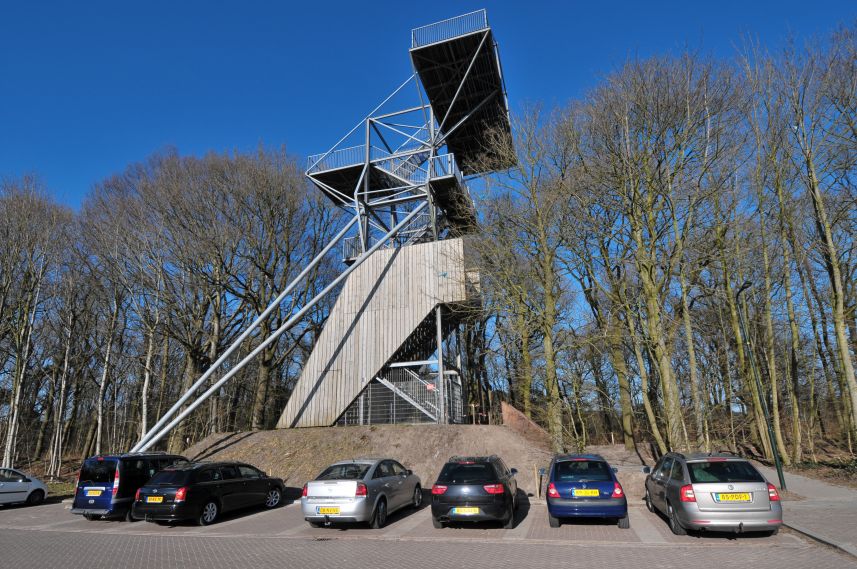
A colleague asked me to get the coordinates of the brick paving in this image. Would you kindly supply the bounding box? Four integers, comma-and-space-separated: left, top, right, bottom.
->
0, 501, 853, 568
756, 463, 857, 557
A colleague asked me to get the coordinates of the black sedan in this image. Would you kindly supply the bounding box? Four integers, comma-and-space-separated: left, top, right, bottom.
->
431, 455, 518, 528
131, 461, 284, 525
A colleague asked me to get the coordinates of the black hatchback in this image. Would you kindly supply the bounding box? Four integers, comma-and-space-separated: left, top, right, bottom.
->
131, 461, 285, 525
431, 455, 518, 528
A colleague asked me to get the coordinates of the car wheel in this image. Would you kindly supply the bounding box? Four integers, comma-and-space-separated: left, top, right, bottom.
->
369, 498, 387, 529
548, 513, 560, 528
766, 528, 779, 537
26, 490, 44, 506
308, 521, 323, 528
83, 514, 99, 521
667, 503, 686, 536
265, 488, 282, 508
618, 515, 630, 529
503, 506, 515, 529
125, 508, 139, 522
645, 489, 655, 513
198, 501, 219, 526
432, 517, 444, 529
412, 485, 422, 508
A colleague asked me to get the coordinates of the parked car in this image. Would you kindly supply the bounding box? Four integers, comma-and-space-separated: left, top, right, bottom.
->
430, 455, 518, 529
71, 453, 187, 521
301, 458, 422, 529
644, 452, 783, 535
0, 468, 48, 506
132, 461, 284, 525
545, 454, 629, 528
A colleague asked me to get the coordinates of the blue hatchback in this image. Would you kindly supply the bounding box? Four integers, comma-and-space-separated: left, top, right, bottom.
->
546, 454, 629, 529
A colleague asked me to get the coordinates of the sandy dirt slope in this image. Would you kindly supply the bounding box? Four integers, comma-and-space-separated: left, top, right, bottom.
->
184, 424, 554, 495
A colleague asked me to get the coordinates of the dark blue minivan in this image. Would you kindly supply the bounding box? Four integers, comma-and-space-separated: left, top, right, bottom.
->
71, 453, 186, 521
546, 454, 629, 529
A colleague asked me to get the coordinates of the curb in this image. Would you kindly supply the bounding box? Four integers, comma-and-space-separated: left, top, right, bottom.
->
784, 521, 857, 560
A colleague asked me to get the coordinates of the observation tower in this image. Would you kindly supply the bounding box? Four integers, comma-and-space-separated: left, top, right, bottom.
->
131, 10, 511, 451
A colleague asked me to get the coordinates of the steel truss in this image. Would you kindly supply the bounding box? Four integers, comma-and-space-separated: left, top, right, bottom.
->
132, 10, 507, 449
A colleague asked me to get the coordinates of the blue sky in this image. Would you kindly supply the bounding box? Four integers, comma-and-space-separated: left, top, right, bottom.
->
1, 0, 854, 208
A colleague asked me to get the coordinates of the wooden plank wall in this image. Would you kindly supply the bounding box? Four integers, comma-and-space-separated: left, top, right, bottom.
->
276, 238, 473, 428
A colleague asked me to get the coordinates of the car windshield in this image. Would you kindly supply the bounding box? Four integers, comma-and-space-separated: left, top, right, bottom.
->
554, 460, 612, 482
79, 459, 117, 484
437, 463, 496, 484
687, 461, 765, 483
316, 463, 371, 481
148, 470, 191, 486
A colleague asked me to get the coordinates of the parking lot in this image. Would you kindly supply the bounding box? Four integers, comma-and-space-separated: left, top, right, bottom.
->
0, 496, 853, 569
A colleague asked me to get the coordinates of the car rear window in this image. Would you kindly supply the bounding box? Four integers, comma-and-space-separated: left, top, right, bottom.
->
79, 459, 117, 484
317, 463, 371, 480
687, 461, 765, 483
437, 462, 496, 484
147, 469, 191, 485
554, 460, 612, 482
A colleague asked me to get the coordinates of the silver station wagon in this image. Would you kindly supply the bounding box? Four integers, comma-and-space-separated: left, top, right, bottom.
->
301, 458, 422, 528
644, 452, 783, 535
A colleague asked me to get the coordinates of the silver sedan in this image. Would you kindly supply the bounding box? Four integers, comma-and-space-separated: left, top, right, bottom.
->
301, 458, 422, 528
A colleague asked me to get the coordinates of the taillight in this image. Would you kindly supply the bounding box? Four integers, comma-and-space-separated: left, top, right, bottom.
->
547, 483, 560, 498
767, 483, 780, 501
611, 482, 624, 498
301, 484, 308, 497
355, 483, 368, 497
174, 487, 188, 502
135, 488, 141, 501
680, 484, 696, 502
431, 484, 448, 495
483, 484, 505, 495
112, 465, 120, 497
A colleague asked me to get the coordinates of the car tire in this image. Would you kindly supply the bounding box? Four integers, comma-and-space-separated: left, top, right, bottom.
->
503, 507, 515, 529
432, 517, 444, 529
645, 489, 655, 513
26, 490, 44, 506
83, 514, 99, 521
369, 498, 387, 529
308, 521, 323, 528
766, 528, 779, 537
265, 488, 282, 508
667, 503, 687, 536
198, 500, 219, 526
548, 513, 560, 528
125, 508, 138, 522
412, 485, 423, 509
618, 515, 630, 529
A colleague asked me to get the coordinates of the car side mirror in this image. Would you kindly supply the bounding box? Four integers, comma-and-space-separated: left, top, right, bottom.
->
642, 466, 652, 474
405, 469, 412, 476
510, 468, 518, 476
18, 477, 29, 483
538, 468, 546, 477
612, 467, 618, 473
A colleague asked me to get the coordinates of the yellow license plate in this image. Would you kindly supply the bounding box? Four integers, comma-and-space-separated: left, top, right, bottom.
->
716, 492, 751, 502
317, 507, 340, 515
572, 489, 600, 497
86, 490, 102, 497
146, 496, 163, 503
452, 507, 480, 515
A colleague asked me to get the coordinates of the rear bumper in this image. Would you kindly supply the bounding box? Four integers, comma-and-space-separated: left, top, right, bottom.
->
431, 502, 509, 523
131, 503, 197, 522
301, 497, 373, 523
547, 497, 627, 518
676, 503, 784, 531
70, 508, 112, 516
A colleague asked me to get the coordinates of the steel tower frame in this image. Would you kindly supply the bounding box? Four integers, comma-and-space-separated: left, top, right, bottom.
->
132, 9, 509, 451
